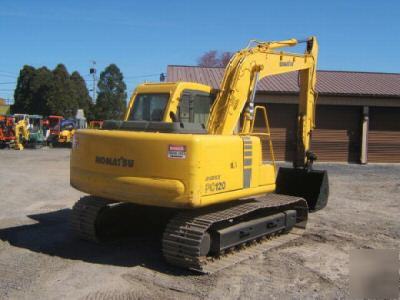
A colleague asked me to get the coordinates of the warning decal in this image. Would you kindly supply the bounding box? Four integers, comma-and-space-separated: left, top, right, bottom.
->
168, 145, 187, 159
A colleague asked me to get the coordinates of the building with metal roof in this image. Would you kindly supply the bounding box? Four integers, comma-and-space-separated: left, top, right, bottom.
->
167, 65, 400, 163
0, 98, 11, 115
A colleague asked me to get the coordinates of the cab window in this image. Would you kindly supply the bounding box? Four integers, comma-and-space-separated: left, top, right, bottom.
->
179, 90, 213, 125
128, 93, 169, 121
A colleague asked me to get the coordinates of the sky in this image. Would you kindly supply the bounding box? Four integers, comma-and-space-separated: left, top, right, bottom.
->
0, 0, 399, 103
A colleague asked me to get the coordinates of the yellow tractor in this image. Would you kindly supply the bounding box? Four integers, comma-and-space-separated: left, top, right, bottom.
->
70, 37, 329, 273
57, 120, 75, 146
48, 119, 76, 147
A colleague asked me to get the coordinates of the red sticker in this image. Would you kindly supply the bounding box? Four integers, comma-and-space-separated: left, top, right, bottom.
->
168, 145, 186, 159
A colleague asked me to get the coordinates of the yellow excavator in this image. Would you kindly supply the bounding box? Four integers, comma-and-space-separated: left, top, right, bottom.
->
70, 36, 329, 273
14, 119, 30, 150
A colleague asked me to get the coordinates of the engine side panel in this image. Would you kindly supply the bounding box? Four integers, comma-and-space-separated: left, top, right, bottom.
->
70, 129, 276, 208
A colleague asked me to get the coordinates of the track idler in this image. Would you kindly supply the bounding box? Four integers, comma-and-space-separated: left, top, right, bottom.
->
275, 167, 329, 211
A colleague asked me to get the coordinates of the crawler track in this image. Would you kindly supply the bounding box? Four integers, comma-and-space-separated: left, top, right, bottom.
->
71, 196, 112, 242
162, 194, 308, 273
72, 194, 308, 274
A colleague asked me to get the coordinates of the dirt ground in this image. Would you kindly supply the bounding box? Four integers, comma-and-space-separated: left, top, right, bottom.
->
0, 148, 398, 299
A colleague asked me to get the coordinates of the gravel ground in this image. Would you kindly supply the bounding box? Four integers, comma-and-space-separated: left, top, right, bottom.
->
0, 148, 399, 299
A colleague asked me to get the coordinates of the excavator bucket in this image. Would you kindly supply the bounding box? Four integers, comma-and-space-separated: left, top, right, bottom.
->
275, 167, 329, 212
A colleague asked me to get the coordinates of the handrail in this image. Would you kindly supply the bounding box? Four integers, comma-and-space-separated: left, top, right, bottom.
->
248, 105, 276, 171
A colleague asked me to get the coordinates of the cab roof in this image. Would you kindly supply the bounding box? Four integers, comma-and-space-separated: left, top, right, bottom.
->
135, 81, 213, 94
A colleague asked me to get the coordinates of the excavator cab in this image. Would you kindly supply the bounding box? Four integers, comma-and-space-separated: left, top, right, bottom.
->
125, 83, 214, 125
102, 82, 214, 133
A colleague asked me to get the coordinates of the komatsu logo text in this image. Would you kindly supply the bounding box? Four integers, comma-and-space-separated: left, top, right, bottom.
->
95, 156, 134, 168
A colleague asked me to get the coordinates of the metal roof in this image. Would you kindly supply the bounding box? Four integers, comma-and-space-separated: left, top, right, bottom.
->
167, 65, 400, 98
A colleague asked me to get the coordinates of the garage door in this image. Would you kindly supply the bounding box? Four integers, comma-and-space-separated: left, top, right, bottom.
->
311, 106, 361, 162
368, 107, 400, 163
253, 104, 297, 162
255, 104, 362, 163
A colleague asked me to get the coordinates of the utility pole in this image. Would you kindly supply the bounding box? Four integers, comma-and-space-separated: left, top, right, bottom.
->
90, 61, 97, 102
160, 72, 166, 82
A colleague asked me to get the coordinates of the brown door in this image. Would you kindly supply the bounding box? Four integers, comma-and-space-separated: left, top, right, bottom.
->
368, 107, 400, 163
311, 106, 362, 162
254, 104, 297, 162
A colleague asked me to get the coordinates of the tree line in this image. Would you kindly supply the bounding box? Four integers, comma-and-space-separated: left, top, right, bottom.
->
13, 63, 127, 120
12, 50, 232, 121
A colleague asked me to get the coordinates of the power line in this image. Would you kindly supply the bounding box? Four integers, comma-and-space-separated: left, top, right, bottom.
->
83, 74, 161, 81
124, 73, 160, 79
0, 74, 17, 79
0, 70, 17, 76
0, 82, 16, 85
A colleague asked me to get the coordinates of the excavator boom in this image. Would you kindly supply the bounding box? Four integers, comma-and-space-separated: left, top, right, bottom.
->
207, 37, 318, 168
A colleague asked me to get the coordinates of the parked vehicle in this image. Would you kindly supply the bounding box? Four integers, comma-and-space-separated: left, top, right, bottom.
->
70, 37, 329, 273
26, 115, 46, 148
0, 115, 16, 148
88, 120, 103, 129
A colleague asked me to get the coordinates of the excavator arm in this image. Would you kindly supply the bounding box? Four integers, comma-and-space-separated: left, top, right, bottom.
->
207, 37, 318, 169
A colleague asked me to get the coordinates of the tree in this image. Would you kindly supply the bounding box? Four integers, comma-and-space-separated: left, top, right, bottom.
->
13, 65, 36, 113
13, 64, 92, 118
198, 50, 218, 67
13, 66, 54, 115
95, 64, 127, 120
46, 64, 77, 118
29, 67, 54, 115
71, 71, 94, 120
219, 52, 233, 67
197, 51, 233, 67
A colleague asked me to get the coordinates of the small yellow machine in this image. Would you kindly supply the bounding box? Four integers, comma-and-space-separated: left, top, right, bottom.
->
58, 128, 75, 144
71, 37, 329, 273
49, 119, 76, 147
14, 119, 30, 150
